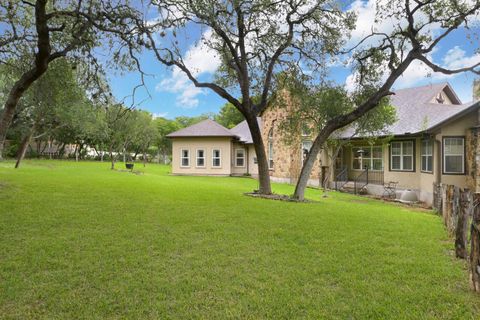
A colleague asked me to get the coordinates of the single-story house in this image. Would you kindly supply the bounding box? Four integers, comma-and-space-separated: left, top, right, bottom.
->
168, 81, 480, 206
167, 118, 259, 176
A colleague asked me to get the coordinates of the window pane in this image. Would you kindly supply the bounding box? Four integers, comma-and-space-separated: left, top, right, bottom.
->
182, 150, 188, 157
373, 159, 383, 170
363, 148, 371, 158
373, 147, 382, 158
197, 150, 204, 157
391, 142, 401, 155
197, 158, 204, 166
445, 138, 464, 155
445, 155, 463, 173
403, 141, 413, 155
391, 155, 401, 170
236, 149, 244, 158
427, 156, 433, 172
236, 158, 244, 166
364, 161, 371, 170
421, 156, 427, 171
403, 155, 413, 170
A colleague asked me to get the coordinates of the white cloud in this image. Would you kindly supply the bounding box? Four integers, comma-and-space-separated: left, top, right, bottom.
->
156, 29, 221, 108
152, 112, 169, 118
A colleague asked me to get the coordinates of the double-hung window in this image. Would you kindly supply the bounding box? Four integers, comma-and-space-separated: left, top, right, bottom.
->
235, 149, 245, 167
443, 137, 465, 174
390, 141, 414, 171
196, 149, 205, 167
181, 149, 190, 167
421, 140, 433, 173
212, 149, 221, 167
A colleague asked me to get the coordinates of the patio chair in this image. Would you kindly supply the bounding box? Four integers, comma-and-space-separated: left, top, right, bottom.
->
383, 181, 398, 199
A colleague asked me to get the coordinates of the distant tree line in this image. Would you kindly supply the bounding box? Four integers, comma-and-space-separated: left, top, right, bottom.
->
0, 59, 244, 169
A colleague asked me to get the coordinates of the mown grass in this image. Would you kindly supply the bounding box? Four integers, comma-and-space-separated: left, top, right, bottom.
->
0, 160, 478, 319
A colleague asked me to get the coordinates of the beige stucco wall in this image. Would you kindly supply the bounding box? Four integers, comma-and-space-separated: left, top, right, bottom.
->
247, 145, 258, 176
434, 111, 477, 187
171, 137, 232, 175
330, 109, 478, 205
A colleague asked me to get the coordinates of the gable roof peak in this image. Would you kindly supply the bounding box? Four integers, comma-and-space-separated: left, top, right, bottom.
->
167, 118, 236, 138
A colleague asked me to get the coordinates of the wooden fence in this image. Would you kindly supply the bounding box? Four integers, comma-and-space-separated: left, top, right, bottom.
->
433, 183, 480, 292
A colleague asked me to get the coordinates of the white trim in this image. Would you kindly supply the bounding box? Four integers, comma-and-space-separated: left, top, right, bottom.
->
212, 149, 221, 168
443, 137, 465, 174
351, 146, 383, 171
196, 149, 205, 168
421, 140, 433, 173
235, 148, 246, 168
390, 141, 414, 172
180, 149, 190, 168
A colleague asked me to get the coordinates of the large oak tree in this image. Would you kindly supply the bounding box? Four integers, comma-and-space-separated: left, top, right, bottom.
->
140, 0, 355, 194
0, 0, 144, 160
292, 0, 480, 200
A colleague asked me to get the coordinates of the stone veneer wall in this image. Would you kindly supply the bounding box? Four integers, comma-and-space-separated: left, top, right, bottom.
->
261, 102, 322, 185
466, 128, 480, 192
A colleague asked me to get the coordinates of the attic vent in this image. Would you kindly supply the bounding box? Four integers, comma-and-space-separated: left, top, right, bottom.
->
436, 93, 445, 104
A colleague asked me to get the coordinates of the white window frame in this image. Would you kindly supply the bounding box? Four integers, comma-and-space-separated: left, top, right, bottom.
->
352, 146, 383, 171
235, 148, 245, 167
212, 149, 221, 168
268, 128, 274, 169
196, 149, 205, 168
421, 140, 433, 173
180, 149, 190, 168
443, 137, 465, 175
390, 140, 415, 172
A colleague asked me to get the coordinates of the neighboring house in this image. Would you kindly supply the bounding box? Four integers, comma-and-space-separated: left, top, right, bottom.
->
167, 118, 258, 176
168, 81, 480, 206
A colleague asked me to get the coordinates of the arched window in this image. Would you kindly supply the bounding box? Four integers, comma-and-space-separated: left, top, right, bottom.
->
268, 127, 274, 169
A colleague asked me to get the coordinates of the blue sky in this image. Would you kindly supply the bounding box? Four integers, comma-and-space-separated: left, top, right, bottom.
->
108, 0, 480, 119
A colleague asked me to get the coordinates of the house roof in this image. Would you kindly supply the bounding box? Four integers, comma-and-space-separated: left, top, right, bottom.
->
230, 117, 262, 144
167, 119, 237, 138
339, 82, 478, 138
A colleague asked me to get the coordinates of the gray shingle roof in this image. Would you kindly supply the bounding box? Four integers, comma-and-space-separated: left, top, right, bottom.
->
339, 82, 478, 138
230, 117, 262, 144
167, 119, 237, 138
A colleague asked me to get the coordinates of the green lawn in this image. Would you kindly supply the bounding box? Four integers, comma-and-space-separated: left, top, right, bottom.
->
0, 160, 478, 319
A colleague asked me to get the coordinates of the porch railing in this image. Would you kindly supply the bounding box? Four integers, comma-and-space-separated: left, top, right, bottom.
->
334, 167, 348, 191
368, 170, 384, 185
354, 167, 369, 194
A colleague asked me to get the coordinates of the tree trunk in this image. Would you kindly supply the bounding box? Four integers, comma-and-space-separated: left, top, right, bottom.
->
15, 130, 34, 169
58, 143, 66, 158
455, 189, 470, 259
470, 193, 480, 291
0, 0, 52, 160
143, 150, 147, 167
109, 146, 116, 170
101, 151, 104, 162
245, 114, 271, 194
293, 128, 332, 200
